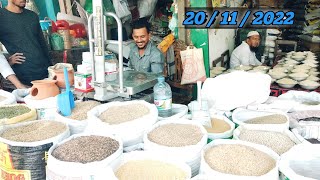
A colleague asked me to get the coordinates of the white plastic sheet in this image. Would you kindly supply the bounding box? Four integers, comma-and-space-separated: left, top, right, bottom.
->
202, 71, 271, 111
279, 144, 320, 180
0, 89, 16, 105
278, 90, 320, 111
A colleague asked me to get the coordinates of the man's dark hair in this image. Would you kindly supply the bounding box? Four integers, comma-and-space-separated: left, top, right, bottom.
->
131, 17, 151, 33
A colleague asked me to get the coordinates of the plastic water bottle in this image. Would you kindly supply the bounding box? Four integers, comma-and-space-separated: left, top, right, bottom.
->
154, 76, 172, 117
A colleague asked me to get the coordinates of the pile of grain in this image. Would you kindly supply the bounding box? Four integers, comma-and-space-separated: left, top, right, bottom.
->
116, 160, 187, 180
0, 121, 67, 142
0, 105, 30, 119
52, 136, 119, 163
0, 95, 6, 102
239, 130, 295, 155
245, 114, 287, 124
205, 144, 276, 176
99, 104, 149, 125
148, 124, 203, 147
204, 118, 231, 133
67, 101, 100, 120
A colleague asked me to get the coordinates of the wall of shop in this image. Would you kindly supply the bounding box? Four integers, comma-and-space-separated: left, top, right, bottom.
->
208, 29, 236, 68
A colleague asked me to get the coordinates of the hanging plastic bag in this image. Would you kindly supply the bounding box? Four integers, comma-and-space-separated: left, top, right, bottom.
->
180, 46, 207, 85
137, 0, 157, 18
112, 0, 132, 23
50, 33, 64, 51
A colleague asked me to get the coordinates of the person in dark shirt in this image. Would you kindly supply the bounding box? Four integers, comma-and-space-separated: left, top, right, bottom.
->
0, 0, 51, 86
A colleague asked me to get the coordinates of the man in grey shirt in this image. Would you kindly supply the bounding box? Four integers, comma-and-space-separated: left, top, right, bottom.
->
128, 18, 164, 73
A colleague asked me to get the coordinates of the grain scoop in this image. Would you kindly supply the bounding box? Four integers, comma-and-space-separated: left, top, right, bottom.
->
192, 81, 211, 127
57, 67, 75, 116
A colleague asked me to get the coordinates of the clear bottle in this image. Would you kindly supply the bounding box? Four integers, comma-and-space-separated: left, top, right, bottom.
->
153, 76, 172, 117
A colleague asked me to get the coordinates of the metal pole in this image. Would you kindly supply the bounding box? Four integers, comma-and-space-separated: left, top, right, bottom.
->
105, 12, 124, 93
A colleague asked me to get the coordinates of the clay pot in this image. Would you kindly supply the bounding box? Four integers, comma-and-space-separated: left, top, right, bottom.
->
30, 80, 60, 100
53, 69, 74, 88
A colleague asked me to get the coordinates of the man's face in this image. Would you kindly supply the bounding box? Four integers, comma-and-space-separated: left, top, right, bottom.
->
11, 0, 26, 8
247, 35, 261, 48
132, 27, 150, 49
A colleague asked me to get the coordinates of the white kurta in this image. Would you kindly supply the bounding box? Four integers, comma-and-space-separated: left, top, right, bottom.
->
0, 53, 15, 79
230, 41, 262, 68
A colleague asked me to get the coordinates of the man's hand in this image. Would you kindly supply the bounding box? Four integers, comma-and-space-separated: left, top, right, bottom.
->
8, 53, 26, 65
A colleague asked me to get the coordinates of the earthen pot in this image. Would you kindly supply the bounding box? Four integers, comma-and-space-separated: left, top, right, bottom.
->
30, 80, 60, 100
53, 69, 74, 88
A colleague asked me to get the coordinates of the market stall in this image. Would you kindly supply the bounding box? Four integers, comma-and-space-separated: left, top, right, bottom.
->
0, 0, 319, 179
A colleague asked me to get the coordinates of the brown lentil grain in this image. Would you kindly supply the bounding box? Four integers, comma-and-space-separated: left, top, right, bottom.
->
67, 101, 100, 120
205, 144, 276, 176
148, 124, 203, 147
0, 121, 67, 142
116, 160, 187, 180
52, 136, 119, 163
245, 114, 287, 124
99, 104, 149, 125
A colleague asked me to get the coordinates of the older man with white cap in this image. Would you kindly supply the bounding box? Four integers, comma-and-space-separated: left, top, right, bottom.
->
230, 31, 262, 68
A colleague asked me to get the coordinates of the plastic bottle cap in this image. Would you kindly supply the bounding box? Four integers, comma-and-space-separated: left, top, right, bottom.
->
157, 76, 165, 82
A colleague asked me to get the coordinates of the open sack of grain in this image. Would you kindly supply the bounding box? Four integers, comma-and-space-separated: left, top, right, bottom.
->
233, 125, 307, 155
279, 144, 320, 180
113, 151, 191, 180
24, 95, 57, 119
232, 108, 289, 131
144, 120, 208, 176
0, 104, 37, 125
0, 120, 70, 180
55, 100, 101, 135
205, 114, 235, 141
46, 133, 122, 180
0, 89, 16, 105
87, 100, 158, 147
199, 139, 280, 180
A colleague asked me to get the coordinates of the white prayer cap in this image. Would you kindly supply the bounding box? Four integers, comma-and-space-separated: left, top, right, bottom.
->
247, 31, 259, 37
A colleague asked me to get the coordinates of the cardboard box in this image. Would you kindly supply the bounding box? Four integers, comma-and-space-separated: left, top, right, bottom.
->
74, 72, 93, 92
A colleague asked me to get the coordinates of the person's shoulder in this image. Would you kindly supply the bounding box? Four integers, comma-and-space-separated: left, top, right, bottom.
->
0, 8, 6, 15
150, 42, 162, 54
24, 9, 38, 18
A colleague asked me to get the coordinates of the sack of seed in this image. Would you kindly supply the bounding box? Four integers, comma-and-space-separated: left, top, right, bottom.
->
232, 108, 289, 131
0, 104, 37, 125
55, 100, 101, 135
0, 89, 16, 105
199, 139, 280, 180
113, 151, 192, 180
0, 120, 70, 180
87, 100, 158, 147
143, 119, 208, 176
233, 125, 308, 155
279, 143, 320, 180
46, 133, 123, 180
